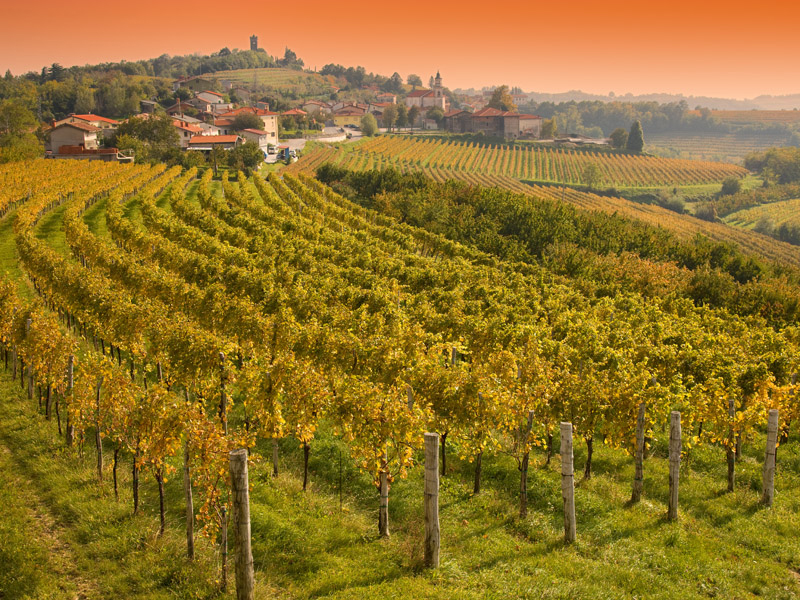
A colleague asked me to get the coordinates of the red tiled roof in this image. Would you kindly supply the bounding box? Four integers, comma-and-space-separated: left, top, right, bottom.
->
444, 109, 467, 117
242, 128, 268, 135
72, 114, 120, 125
519, 114, 542, 120
55, 121, 101, 133
407, 89, 433, 98
282, 108, 307, 116
303, 100, 329, 106
199, 90, 224, 97
173, 121, 204, 133
214, 119, 234, 126
188, 135, 239, 144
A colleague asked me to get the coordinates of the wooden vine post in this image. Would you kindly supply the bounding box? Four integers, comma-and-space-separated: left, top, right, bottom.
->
424, 432, 440, 568
184, 439, 195, 559
65, 355, 74, 446
631, 402, 646, 503
762, 409, 779, 508
229, 449, 255, 600
560, 422, 576, 543
519, 410, 535, 518
379, 451, 390, 537
668, 411, 681, 521
25, 317, 33, 400
95, 376, 104, 483
726, 399, 735, 493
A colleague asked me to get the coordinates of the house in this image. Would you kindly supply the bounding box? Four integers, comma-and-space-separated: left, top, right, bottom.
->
331, 101, 369, 112
333, 105, 367, 127
140, 99, 158, 113
212, 118, 235, 135
302, 100, 331, 115
444, 107, 542, 139
173, 76, 215, 92
187, 135, 242, 151
166, 101, 196, 116
173, 120, 206, 148
240, 129, 270, 152
216, 107, 278, 143
49, 121, 100, 152
281, 108, 307, 124
196, 90, 226, 104
376, 92, 396, 104
404, 72, 447, 113
230, 87, 251, 102
53, 114, 119, 139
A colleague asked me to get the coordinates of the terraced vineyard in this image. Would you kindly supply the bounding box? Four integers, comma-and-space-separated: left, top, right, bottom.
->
290, 136, 748, 188
725, 196, 800, 229
288, 143, 800, 267
646, 132, 790, 163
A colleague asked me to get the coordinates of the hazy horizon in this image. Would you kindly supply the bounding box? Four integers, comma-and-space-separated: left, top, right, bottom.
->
4, 0, 800, 100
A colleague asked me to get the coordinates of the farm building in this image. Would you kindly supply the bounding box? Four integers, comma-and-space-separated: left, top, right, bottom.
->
333, 106, 367, 127
49, 121, 100, 152
404, 72, 447, 113
187, 135, 242, 151
443, 107, 542, 139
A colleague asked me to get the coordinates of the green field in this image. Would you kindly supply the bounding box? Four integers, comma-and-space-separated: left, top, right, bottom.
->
724, 196, 800, 229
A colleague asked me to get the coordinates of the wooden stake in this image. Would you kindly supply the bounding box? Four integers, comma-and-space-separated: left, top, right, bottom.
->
668, 411, 681, 521
379, 451, 390, 538
184, 440, 195, 559
424, 432, 440, 568
229, 449, 255, 600
560, 422, 576, 543
95, 377, 104, 483
727, 399, 735, 493
520, 410, 534, 518
272, 438, 279, 478
631, 402, 646, 503
762, 409, 779, 507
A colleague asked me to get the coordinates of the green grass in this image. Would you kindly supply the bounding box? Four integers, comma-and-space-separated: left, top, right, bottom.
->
3, 371, 800, 599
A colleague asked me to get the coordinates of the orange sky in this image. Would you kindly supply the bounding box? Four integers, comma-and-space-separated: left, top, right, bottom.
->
3, 0, 799, 98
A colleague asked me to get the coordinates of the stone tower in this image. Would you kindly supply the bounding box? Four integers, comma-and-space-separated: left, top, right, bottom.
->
434, 71, 443, 101
250, 35, 258, 51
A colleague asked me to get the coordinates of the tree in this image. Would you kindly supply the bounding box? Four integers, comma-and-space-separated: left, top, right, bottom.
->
396, 104, 408, 129
408, 106, 420, 130
540, 118, 557, 139
227, 141, 264, 174
407, 74, 422, 89
383, 72, 403, 94
626, 120, 644, 152
360, 113, 378, 136
426, 107, 444, 128
721, 176, 742, 196
114, 113, 179, 160
609, 127, 628, 149
0, 101, 41, 162
382, 104, 398, 131
582, 163, 602, 189
232, 112, 264, 132
487, 85, 517, 112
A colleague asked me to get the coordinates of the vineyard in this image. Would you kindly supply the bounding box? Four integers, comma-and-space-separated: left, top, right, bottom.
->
288, 145, 800, 268
687, 110, 800, 125
205, 67, 336, 96
725, 196, 800, 229
2, 159, 800, 599
287, 136, 749, 188
646, 132, 791, 164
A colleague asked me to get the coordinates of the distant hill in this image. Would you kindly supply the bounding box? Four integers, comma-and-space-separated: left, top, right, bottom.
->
454, 89, 800, 110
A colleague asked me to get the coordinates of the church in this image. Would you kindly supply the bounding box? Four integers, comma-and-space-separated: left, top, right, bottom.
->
404, 72, 447, 112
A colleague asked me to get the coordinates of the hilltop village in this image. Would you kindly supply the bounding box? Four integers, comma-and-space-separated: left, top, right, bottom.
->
42, 37, 552, 163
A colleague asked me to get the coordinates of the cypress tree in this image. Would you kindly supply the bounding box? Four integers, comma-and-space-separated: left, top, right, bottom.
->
626, 120, 645, 152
